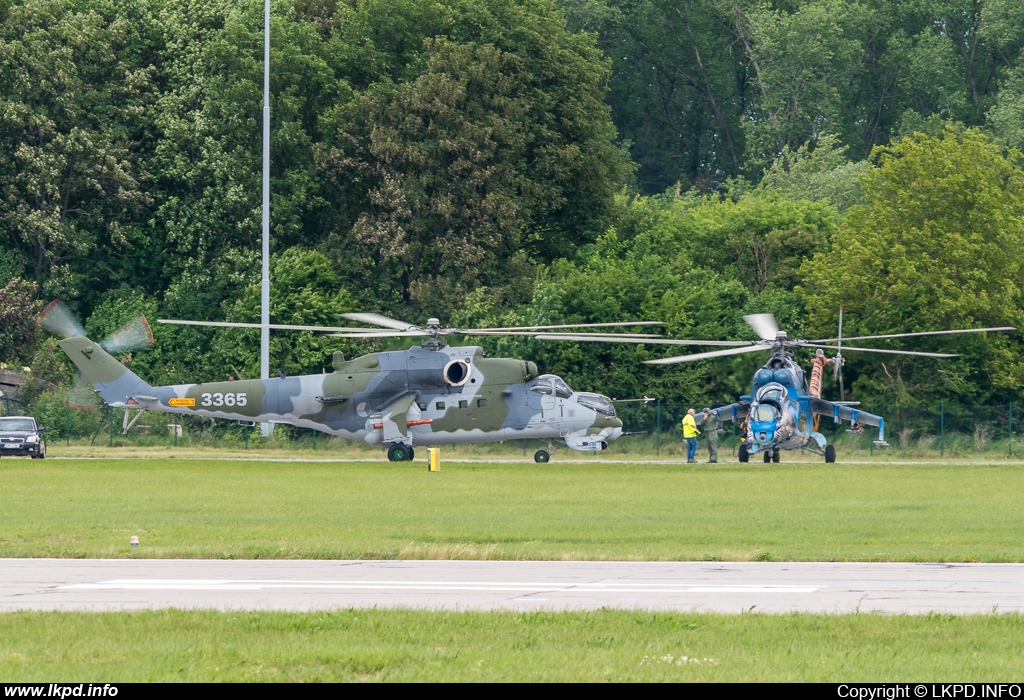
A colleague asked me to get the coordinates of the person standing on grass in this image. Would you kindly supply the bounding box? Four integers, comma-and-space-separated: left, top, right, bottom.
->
682, 408, 700, 463
703, 408, 720, 463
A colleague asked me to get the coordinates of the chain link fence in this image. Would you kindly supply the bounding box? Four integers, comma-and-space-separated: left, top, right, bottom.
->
5, 388, 1023, 458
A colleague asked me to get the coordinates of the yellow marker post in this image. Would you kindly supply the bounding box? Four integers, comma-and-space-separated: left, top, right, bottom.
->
427, 447, 440, 472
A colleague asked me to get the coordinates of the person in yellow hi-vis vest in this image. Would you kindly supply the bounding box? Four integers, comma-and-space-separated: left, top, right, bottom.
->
682, 408, 700, 463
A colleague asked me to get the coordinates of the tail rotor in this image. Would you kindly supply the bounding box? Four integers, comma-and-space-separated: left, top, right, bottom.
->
38, 300, 155, 409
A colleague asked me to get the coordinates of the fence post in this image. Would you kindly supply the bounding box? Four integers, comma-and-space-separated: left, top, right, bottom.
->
655, 399, 661, 456
939, 400, 944, 457
244, 422, 249, 449
65, 402, 70, 446
108, 406, 113, 447
1010, 401, 1014, 459
869, 400, 874, 456
732, 421, 736, 456
313, 428, 317, 451
174, 413, 178, 448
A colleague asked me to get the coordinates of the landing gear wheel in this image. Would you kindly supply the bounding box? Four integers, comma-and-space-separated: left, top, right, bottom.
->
534, 450, 550, 463
763, 450, 772, 463
824, 445, 836, 464
387, 444, 412, 462
408, 447, 415, 461
738, 444, 749, 463
772, 449, 780, 463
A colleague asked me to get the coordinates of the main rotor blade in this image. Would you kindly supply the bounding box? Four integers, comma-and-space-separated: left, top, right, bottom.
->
744, 313, 779, 341
810, 327, 1016, 343
159, 319, 384, 333
467, 321, 664, 332
461, 330, 665, 339
537, 334, 754, 346
327, 331, 430, 338
340, 312, 416, 331
644, 345, 769, 365
802, 344, 957, 358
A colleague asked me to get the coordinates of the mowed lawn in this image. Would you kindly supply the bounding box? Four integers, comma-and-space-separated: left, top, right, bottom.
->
1, 457, 1023, 561
1, 609, 1023, 681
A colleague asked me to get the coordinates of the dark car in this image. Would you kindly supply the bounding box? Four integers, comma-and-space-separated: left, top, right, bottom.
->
0, 416, 46, 459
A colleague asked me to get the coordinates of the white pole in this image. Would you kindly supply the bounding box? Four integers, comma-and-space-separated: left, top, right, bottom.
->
260, 0, 273, 437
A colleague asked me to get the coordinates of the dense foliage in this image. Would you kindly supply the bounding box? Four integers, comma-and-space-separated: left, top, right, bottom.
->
2, 0, 1024, 417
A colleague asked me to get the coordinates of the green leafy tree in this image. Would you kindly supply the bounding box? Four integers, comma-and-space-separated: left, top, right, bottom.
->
211, 247, 358, 378
802, 127, 1024, 406
0, 277, 43, 364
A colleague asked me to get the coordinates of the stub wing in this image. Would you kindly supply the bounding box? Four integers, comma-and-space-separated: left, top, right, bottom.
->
809, 398, 886, 442
696, 402, 750, 425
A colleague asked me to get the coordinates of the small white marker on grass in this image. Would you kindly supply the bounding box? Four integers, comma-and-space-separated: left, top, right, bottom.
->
130, 536, 139, 547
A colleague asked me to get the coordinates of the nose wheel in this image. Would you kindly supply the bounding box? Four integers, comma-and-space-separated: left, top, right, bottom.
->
824, 445, 836, 463
387, 444, 413, 462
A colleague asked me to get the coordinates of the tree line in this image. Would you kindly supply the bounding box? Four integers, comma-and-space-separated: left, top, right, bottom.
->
2, 0, 1024, 418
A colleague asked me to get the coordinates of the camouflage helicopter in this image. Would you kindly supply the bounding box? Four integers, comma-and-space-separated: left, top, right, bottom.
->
49, 307, 673, 463
624, 312, 1013, 463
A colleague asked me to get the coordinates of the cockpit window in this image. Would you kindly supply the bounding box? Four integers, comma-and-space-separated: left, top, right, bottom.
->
552, 377, 573, 399
753, 404, 778, 422
578, 393, 616, 416
532, 375, 574, 399
755, 382, 788, 404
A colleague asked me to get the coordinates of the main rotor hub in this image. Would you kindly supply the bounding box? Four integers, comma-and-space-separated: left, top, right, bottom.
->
775, 331, 788, 341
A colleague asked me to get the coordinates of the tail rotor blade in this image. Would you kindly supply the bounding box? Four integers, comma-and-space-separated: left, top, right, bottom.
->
99, 316, 155, 354
38, 300, 86, 339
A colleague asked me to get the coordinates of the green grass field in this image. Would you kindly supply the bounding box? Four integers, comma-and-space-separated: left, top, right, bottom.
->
3, 456, 1024, 561
1, 609, 1022, 681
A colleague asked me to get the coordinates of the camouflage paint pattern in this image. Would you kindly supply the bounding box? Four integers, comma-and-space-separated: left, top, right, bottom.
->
58, 337, 623, 453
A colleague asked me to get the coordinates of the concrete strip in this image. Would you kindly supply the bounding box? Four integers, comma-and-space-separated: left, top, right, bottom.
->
1, 559, 1023, 614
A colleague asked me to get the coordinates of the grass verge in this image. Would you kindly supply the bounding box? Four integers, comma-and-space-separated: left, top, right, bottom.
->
1, 609, 1021, 681
2, 458, 1024, 561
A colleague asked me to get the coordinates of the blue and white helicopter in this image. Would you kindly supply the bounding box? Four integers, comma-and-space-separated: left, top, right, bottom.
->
636, 312, 1015, 463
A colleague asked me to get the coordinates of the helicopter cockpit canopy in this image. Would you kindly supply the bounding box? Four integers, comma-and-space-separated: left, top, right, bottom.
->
752, 403, 780, 423
577, 392, 616, 416
530, 374, 574, 399
755, 382, 788, 405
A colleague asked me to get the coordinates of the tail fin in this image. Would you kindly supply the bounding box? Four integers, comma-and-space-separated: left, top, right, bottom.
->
58, 336, 153, 406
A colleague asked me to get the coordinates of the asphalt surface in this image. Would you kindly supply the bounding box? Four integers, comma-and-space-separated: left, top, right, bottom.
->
2, 559, 1024, 614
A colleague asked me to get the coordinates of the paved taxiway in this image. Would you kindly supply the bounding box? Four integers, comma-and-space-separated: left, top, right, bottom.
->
2, 559, 1023, 614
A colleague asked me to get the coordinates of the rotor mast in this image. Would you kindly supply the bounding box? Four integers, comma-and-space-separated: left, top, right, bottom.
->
260, 0, 272, 437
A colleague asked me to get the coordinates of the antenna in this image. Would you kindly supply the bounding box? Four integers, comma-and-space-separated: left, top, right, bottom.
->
834, 306, 845, 402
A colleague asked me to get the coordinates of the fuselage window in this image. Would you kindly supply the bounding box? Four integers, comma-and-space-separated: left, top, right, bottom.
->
459, 400, 468, 409
417, 403, 427, 411
477, 398, 487, 408
436, 401, 446, 410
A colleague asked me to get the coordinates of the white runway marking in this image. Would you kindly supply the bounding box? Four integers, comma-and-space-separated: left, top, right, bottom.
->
60, 579, 820, 594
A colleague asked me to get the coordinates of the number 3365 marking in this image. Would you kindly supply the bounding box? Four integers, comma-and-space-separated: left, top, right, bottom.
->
201, 392, 247, 407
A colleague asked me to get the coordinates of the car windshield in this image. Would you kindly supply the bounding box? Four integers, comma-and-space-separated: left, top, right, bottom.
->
0, 418, 35, 431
